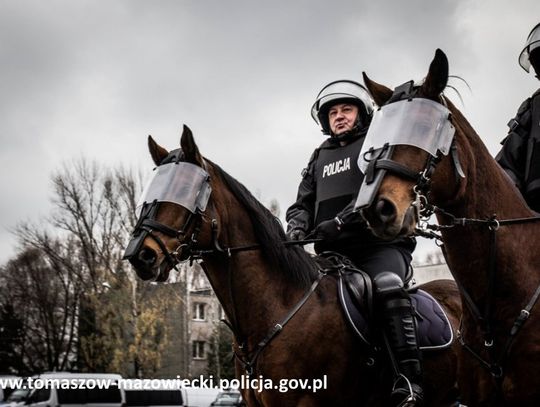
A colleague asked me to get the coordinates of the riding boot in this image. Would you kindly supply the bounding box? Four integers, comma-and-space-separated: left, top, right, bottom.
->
382, 296, 424, 407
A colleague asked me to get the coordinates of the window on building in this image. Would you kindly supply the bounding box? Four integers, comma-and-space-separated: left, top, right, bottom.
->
192, 341, 206, 359
193, 302, 206, 320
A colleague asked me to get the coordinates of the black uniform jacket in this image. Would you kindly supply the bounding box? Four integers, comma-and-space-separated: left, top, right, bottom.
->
286, 132, 415, 254
496, 88, 540, 212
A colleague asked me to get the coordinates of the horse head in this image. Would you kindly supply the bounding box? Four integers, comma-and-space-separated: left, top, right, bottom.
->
124, 125, 217, 282
360, 49, 469, 240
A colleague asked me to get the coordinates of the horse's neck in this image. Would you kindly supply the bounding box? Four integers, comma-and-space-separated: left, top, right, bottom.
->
438, 123, 538, 303
201, 188, 303, 344
202, 252, 289, 341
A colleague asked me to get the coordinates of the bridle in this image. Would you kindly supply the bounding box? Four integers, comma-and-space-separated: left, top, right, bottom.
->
367, 80, 540, 385
360, 80, 465, 224
136, 201, 203, 264
122, 149, 212, 279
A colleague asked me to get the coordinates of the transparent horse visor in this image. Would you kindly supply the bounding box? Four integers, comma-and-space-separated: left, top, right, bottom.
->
358, 98, 455, 173
136, 162, 211, 216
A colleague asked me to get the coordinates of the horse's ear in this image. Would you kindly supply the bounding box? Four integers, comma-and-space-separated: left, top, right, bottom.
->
422, 49, 449, 98
180, 125, 204, 166
363, 72, 392, 106
148, 136, 169, 166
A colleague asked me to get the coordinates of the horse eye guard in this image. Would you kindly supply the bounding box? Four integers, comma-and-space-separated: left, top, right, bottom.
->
136, 162, 212, 216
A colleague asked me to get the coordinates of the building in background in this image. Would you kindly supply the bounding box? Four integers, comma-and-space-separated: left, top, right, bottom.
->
154, 263, 223, 379
412, 261, 452, 285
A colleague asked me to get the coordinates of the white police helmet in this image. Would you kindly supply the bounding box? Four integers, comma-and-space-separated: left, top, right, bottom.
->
519, 22, 540, 72
311, 80, 375, 135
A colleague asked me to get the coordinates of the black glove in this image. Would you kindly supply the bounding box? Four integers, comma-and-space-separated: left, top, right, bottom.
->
315, 217, 343, 240
287, 228, 306, 241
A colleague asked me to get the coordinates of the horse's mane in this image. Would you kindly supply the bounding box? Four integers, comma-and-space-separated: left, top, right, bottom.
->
208, 160, 319, 288
444, 97, 478, 143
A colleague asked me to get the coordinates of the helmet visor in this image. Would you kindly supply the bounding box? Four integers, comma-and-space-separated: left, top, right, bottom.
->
311, 80, 374, 124
358, 98, 455, 173
136, 162, 211, 216
519, 23, 540, 72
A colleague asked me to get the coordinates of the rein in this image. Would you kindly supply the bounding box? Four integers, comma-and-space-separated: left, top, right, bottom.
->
415, 199, 540, 381
188, 219, 322, 258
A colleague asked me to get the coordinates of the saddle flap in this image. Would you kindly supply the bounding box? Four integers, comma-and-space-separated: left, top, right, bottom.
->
338, 276, 453, 350
338, 273, 371, 345
410, 289, 454, 350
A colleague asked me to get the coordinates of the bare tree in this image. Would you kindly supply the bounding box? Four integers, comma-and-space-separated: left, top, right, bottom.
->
0, 246, 81, 373
7, 159, 179, 375
0, 297, 25, 374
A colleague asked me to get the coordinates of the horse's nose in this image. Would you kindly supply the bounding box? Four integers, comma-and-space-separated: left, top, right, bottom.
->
138, 247, 157, 267
128, 247, 158, 280
374, 197, 397, 225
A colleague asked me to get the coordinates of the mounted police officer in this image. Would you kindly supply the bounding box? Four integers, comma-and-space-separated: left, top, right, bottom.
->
286, 80, 423, 406
496, 22, 540, 212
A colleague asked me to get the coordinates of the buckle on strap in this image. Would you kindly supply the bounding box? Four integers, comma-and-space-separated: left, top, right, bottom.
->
520, 309, 531, 320
507, 118, 521, 132
510, 309, 532, 336
388, 80, 415, 103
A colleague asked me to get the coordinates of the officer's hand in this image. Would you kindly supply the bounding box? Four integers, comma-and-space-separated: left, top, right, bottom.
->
287, 228, 306, 241
316, 217, 343, 240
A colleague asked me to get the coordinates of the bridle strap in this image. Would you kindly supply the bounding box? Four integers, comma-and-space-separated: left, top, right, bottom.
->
141, 227, 180, 271
387, 80, 416, 103
233, 272, 325, 376
484, 219, 498, 345
142, 218, 183, 238
133, 207, 201, 267
451, 142, 466, 179
374, 159, 420, 182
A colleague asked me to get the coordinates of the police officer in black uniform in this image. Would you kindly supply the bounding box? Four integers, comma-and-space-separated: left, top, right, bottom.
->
496, 22, 540, 212
286, 80, 423, 406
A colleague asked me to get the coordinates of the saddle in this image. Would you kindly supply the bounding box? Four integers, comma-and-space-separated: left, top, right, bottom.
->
316, 252, 453, 350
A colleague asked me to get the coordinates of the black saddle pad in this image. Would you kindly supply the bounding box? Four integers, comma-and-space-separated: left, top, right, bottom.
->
338, 274, 453, 350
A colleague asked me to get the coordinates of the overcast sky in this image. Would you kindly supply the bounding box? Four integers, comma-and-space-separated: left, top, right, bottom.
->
1, 0, 539, 265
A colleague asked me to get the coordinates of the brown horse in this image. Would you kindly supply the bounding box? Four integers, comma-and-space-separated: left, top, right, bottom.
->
124, 126, 462, 406
361, 49, 540, 406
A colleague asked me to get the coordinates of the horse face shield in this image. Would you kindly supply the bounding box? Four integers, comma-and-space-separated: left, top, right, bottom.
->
136, 162, 211, 215
355, 98, 455, 236
123, 162, 211, 280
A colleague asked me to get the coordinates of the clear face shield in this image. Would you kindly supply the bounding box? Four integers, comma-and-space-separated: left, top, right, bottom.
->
354, 98, 455, 210
136, 162, 212, 216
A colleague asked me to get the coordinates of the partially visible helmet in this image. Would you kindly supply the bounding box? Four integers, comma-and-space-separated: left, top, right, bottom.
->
530, 48, 540, 77
519, 22, 540, 73
311, 80, 375, 135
